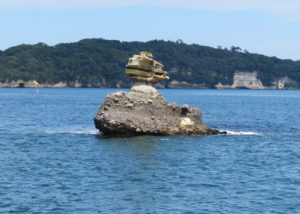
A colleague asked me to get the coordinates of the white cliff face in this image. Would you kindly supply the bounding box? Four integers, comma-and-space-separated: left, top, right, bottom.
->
232, 72, 264, 89
215, 72, 300, 89
275, 76, 298, 89
215, 71, 264, 89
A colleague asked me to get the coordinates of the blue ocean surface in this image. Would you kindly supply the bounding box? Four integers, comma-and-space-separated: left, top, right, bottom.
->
0, 88, 299, 213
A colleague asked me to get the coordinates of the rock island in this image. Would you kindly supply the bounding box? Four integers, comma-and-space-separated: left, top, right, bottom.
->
94, 52, 225, 136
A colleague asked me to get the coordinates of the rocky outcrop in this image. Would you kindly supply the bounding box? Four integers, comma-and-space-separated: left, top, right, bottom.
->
0, 80, 66, 88
0, 80, 27, 88
0, 80, 108, 88
94, 84, 224, 136
94, 51, 225, 136
125, 51, 169, 83
24, 80, 40, 88
168, 80, 207, 88
274, 76, 299, 89
215, 71, 264, 89
215, 71, 300, 90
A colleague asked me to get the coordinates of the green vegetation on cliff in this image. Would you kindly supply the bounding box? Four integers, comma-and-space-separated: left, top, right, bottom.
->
0, 38, 300, 87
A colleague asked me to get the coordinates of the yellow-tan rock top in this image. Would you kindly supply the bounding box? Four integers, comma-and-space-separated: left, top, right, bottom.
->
125, 51, 169, 84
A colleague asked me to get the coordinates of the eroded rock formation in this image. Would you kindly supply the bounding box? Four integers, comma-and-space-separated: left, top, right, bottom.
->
215, 71, 264, 89
94, 85, 222, 135
125, 51, 169, 84
94, 52, 224, 136
215, 71, 299, 90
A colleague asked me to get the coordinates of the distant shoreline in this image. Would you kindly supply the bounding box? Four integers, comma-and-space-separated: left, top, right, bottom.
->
1, 70, 299, 90
1, 39, 300, 92
0, 86, 299, 90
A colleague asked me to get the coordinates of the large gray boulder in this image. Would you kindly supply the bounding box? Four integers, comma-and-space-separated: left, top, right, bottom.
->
94, 85, 225, 136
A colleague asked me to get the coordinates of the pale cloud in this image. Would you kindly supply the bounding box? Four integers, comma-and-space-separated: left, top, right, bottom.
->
1, 0, 300, 19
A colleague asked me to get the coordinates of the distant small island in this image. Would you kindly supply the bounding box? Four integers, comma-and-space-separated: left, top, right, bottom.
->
0, 38, 299, 89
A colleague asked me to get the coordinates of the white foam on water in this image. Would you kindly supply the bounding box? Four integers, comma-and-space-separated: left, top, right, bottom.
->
44, 129, 262, 136
221, 130, 263, 136
44, 129, 99, 135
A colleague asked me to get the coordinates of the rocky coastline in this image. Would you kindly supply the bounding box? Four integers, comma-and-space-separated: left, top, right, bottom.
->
0, 80, 95, 88
1, 72, 299, 89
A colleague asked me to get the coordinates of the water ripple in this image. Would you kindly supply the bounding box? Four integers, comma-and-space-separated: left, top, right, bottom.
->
0, 88, 299, 213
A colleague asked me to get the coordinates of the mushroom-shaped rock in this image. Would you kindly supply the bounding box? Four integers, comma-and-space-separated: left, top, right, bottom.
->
125, 51, 169, 84
94, 51, 225, 136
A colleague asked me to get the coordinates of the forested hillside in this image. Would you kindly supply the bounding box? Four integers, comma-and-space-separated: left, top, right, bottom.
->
0, 38, 299, 88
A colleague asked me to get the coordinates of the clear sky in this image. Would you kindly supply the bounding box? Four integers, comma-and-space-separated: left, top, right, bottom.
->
1, 0, 300, 60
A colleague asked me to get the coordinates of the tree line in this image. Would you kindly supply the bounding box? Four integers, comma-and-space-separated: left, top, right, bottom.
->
0, 38, 299, 87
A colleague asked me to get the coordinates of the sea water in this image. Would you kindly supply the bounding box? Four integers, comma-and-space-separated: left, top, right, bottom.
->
0, 88, 299, 213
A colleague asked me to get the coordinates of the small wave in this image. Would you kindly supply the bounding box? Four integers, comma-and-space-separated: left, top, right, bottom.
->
221, 130, 263, 136
44, 129, 99, 135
